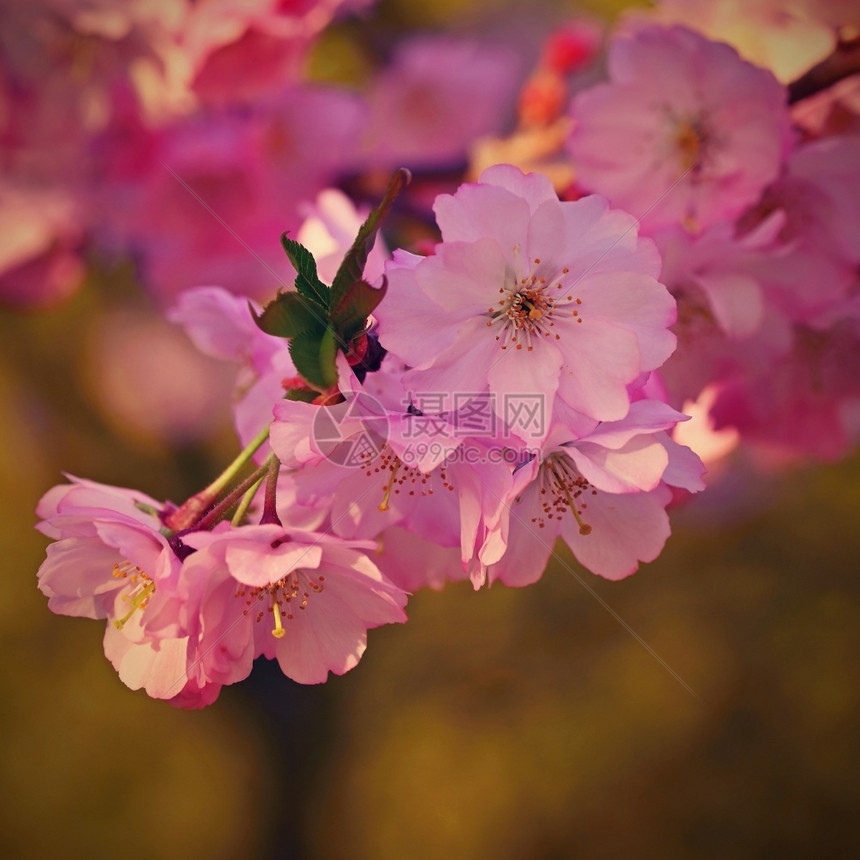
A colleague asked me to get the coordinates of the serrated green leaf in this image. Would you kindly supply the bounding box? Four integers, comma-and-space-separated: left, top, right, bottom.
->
330, 276, 388, 341
284, 387, 319, 403
251, 292, 328, 339
289, 327, 338, 390
330, 167, 410, 308
281, 235, 330, 307
319, 325, 337, 383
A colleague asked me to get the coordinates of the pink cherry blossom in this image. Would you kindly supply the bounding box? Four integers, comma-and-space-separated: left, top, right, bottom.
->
470, 399, 705, 588
375, 164, 676, 434
372, 526, 468, 592
270, 355, 465, 546
659, 297, 793, 414
270, 352, 524, 590
654, 220, 774, 341
568, 24, 793, 234
179, 523, 407, 688
168, 286, 296, 453
770, 136, 860, 270
35, 476, 200, 699
168, 183, 388, 450
101, 625, 207, 705
36, 477, 183, 623
655, 136, 860, 432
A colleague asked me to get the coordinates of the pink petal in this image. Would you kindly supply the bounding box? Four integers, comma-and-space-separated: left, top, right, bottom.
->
560, 485, 672, 580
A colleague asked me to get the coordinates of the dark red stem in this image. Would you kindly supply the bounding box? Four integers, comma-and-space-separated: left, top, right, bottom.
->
259, 457, 282, 526
788, 34, 860, 105
191, 462, 270, 532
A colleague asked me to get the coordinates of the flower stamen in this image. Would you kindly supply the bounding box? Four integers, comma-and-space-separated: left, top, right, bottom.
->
271, 600, 286, 639
378, 460, 402, 512
112, 562, 156, 629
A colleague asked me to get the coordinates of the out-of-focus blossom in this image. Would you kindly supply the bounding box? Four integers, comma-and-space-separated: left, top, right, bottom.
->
517, 20, 603, 129
376, 164, 676, 433
792, 74, 860, 138
169, 286, 296, 453
644, 0, 848, 83
358, 36, 521, 170
710, 321, 860, 461
568, 24, 793, 234
296, 188, 387, 285
469, 118, 576, 194
654, 217, 780, 342
101, 87, 365, 301
83, 307, 236, 448
469, 20, 602, 191
1, 0, 191, 135
775, 136, 860, 268
727, 136, 860, 332
657, 134, 860, 420
672, 384, 741, 472
182, 0, 377, 106
542, 21, 603, 76
0, 185, 86, 309
660, 298, 793, 416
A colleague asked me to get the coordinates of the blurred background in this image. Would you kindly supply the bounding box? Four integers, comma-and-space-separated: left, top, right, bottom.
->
2, 0, 859, 857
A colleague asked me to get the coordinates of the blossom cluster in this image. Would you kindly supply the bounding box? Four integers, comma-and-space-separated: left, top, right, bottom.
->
565, 13, 860, 462
27, 0, 860, 705
36, 162, 705, 706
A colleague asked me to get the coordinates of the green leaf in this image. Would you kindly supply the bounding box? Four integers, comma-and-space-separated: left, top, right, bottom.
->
251, 292, 328, 339
319, 325, 338, 382
330, 167, 410, 308
289, 327, 338, 390
330, 276, 388, 342
284, 388, 319, 403
281, 235, 330, 307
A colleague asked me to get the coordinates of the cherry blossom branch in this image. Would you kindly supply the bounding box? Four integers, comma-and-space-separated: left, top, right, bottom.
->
230, 475, 264, 527
259, 456, 282, 526
164, 424, 270, 531
191, 458, 273, 532
788, 33, 860, 104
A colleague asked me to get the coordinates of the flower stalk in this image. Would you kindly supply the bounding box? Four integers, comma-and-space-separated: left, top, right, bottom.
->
164, 424, 270, 532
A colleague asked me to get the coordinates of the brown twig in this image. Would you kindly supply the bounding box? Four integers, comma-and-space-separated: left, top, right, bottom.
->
788, 33, 860, 104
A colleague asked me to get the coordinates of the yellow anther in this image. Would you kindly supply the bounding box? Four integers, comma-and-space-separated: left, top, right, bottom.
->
549, 463, 592, 536
271, 602, 286, 639
378, 461, 402, 512
113, 580, 155, 630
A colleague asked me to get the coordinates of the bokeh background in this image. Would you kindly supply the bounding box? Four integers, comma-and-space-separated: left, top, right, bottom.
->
3, 0, 859, 858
